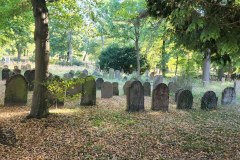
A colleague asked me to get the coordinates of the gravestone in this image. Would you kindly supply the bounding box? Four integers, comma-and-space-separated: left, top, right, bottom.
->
126, 81, 144, 112
82, 69, 88, 76
201, 91, 218, 110
2, 68, 10, 80
80, 76, 96, 106
151, 83, 169, 111
176, 90, 193, 109
221, 87, 236, 105
115, 70, 121, 80
112, 82, 119, 96
234, 80, 240, 93
123, 81, 132, 95
25, 70, 35, 91
4, 74, 28, 106
109, 68, 114, 79
66, 78, 83, 97
143, 82, 151, 96
101, 82, 113, 98
168, 82, 177, 93
153, 75, 163, 89
13, 66, 21, 75
24, 70, 31, 79
63, 72, 74, 79
96, 78, 104, 90
102, 70, 108, 78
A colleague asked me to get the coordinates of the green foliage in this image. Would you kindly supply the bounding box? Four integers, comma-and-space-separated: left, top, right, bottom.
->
99, 44, 149, 73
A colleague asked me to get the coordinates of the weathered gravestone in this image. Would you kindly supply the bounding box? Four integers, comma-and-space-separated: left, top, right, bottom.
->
4, 74, 28, 106
153, 75, 163, 89
123, 81, 132, 95
151, 83, 169, 111
175, 88, 184, 102
66, 78, 83, 97
126, 81, 144, 112
80, 76, 96, 106
115, 70, 121, 80
143, 82, 151, 96
201, 91, 218, 110
25, 70, 35, 91
82, 69, 88, 76
102, 70, 108, 79
2, 68, 10, 80
101, 81, 113, 98
112, 82, 119, 96
63, 71, 74, 79
109, 68, 115, 79
221, 87, 236, 105
13, 66, 21, 75
234, 80, 240, 93
96, 78, 104, 90
176, 90, 193, 109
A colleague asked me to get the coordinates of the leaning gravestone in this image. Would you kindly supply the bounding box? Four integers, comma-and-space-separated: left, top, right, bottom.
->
112, 82, 119, 96
109, 68, 115, 79
221, 87, 236, 105
2, 68, 10, 80
80, 76, 96, 106
143, 82, 151, 96
101, 82, 113, 98
201, 91, 218, 110
126, 81, 144, 112
4, 75, 28, 106
176, 90, 193, 109
151, 83, 169, 111
123, 81, 132, 95
96, 78, 104, 90
153, 75, 163, 89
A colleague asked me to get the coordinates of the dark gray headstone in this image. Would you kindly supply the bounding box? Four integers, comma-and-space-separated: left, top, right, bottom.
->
175, 88, 184, 102
151, 83, 169, 111
26, 70, 35, 91
82, 69, 88, 76
201, 91, 218, 110
126, 81, 144, 112
101, 81, 113, 98
143, 82, 151, 96
4, 74, 28, 106
80, 76, 96, 106
176, 90, 193, 109
2, 68, 10, 80
221, 87, 236, 105
112, 82, 119, 96
96, 78, 104, 90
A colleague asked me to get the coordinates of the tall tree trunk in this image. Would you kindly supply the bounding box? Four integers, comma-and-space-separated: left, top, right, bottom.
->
16, 43, 22, 62
161, 40, 166, 77
134, 18, 140, 76
28, 0, 50, 118
68, 30, 73, 65
175, 54, 178, 76
202, 50, 211, 85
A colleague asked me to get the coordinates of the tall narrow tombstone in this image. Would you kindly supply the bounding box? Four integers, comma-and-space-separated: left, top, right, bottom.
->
2, 68, 10, 80
112, 82, 119, 96
109, 68, 115, 79
201, 91, 218, 110
151, 83, 169, 111
221, 87, 236, 105
115, 70, 121, 80
153, 75, 163, 89
101, 82, 113, 98
80, 76, 96, 106
176, 90, 193, 109
4, 75, 28, 106
143, 82, 151, 96
123, 81, 132, 95
96, 78, 104, 90
126, 81, 144, 112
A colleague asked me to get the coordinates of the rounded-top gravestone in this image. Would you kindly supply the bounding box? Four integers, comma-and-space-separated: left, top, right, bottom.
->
201, 91, 218, 110
96, 78, 104, 90
4, 74, 28, 106
221, 87, 236, 105
126, 81, 144, 112
151, 83, 169, 111
80, 76, 96, 106
109, 68, 115, 79
112, 82, 119, 96
175, 88, 184, 102
101, 81, 113, 98
143, 82, 151, 96
176, 89, 193, 109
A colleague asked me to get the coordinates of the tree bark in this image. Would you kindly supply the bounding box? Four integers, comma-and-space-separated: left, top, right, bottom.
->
175, 54, 178, 76
68, 30, 73, 65
202, 50, 211, 85
16, 43, 22, 62
28, 0, 50, 118
134, 18, 140, 77
161, 40, 166, 77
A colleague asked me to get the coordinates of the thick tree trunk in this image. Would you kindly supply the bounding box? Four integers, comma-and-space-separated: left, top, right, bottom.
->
161, 40, 166, 77
16, 44, 22, 62
134, 18, 140, 77
68, 30, 73, 65
28, 0, 50, 118
202, 50, 211, 85
175, 54, 178, 76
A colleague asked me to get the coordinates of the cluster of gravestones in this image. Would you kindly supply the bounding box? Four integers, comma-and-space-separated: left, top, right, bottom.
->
2, 65, 22, 80
96, 78, 119, 98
